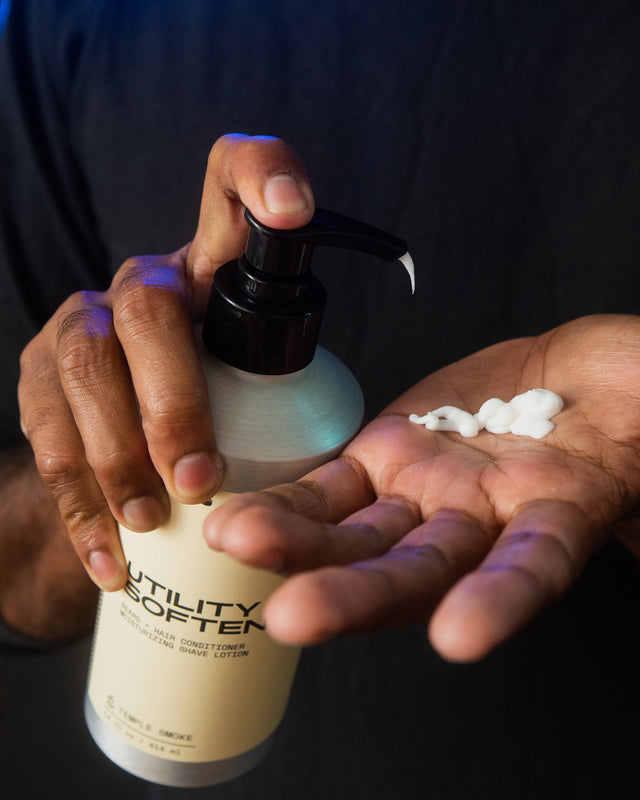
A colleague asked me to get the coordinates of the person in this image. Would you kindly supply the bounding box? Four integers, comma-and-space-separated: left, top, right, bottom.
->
3, 1, 640, 797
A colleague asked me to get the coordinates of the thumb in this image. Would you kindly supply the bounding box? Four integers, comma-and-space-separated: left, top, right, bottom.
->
187, 133, 315, 317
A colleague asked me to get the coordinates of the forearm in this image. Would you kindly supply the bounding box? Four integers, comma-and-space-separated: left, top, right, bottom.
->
0, 445, 98, 644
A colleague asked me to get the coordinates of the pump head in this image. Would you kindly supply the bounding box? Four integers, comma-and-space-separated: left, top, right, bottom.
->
202, 207, 413, 375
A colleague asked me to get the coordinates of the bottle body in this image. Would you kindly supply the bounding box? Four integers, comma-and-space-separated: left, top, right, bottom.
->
85, 496, 298, 787
84, 344, 364, 787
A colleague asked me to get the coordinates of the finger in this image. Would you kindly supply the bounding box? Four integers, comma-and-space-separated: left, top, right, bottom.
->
110, 254, 222, 502
203, 457, 375, 566
19, 329, 128, 591
262, 510, 491, 646
428, 500, 599, 663
205, 491, 419, 573
187, 133, 315, 314
55, 293, 170, 528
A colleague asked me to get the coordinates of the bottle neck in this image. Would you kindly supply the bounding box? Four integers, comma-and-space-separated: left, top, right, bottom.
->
202, 259, 326, 375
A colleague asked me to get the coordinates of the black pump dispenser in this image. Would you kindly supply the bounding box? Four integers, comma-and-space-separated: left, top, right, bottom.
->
203, 208, 410, 375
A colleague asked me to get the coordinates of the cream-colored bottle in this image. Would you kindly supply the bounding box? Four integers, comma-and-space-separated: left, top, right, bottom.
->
84, 208, 412, 787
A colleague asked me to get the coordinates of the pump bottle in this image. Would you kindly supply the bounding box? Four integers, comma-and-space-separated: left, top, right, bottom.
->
84, 207, 413, 787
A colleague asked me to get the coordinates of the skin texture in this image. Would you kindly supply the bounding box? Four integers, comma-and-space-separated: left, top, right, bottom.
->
15, 134, 640, 658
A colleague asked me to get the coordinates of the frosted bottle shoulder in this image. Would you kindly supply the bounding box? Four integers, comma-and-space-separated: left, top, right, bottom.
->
200, 334, 365, 492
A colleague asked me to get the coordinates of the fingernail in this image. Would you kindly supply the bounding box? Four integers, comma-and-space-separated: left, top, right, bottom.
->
88, 551, 125, 591
122, 496, 167, 531
174, 452, 219, 499
263, 174, 311, 215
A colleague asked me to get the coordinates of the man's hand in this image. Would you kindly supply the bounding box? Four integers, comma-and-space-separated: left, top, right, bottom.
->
17, 134, 314, 592
203, 314, 640, 661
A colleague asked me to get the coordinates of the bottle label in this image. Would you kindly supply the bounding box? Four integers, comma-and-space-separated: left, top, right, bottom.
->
86, 493, 300, 763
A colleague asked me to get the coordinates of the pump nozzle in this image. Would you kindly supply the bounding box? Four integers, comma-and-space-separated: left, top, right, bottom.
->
244, 208, 413, 290
203, 207, 413, 374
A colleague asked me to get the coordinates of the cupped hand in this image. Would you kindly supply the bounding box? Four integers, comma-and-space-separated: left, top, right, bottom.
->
203, 314, 640, 661
18, 134, 314, 592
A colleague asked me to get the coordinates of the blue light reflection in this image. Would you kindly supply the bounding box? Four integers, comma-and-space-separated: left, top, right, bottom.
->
0, 0, 11, 37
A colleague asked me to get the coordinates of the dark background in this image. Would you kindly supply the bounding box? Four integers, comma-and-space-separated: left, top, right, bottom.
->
3, 1, 640, 798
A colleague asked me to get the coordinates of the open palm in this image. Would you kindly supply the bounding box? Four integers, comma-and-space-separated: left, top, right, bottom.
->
204, 314, 640, 661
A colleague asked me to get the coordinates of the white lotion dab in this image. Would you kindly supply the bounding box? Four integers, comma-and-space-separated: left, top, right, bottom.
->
399, 252, 416, 294
409, 389, 564, 440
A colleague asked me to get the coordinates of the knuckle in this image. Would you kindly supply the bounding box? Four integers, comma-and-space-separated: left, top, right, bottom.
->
56, 294, 110, 344
114, 256, 160, 292
56, 290, 108, 346
20, 291, 106, 395
208, 133, 291, 176
141, 390, 209, 440
19, 402, 50, 444
65, 507, 118, 565
56, 316, 116, 392
34, 450, 86, 495
208, 133, 242, 165
88, 446, 155, 494
112, 258, 187, 338
18, 337, 39, 377
114, 255, 185, 297
19, 332, 56, 389
63, 503, 99, 532
34, 452, 113, 546
57, 290, 103, 331
18, 352, 48, 422
64, 505, 112, 543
